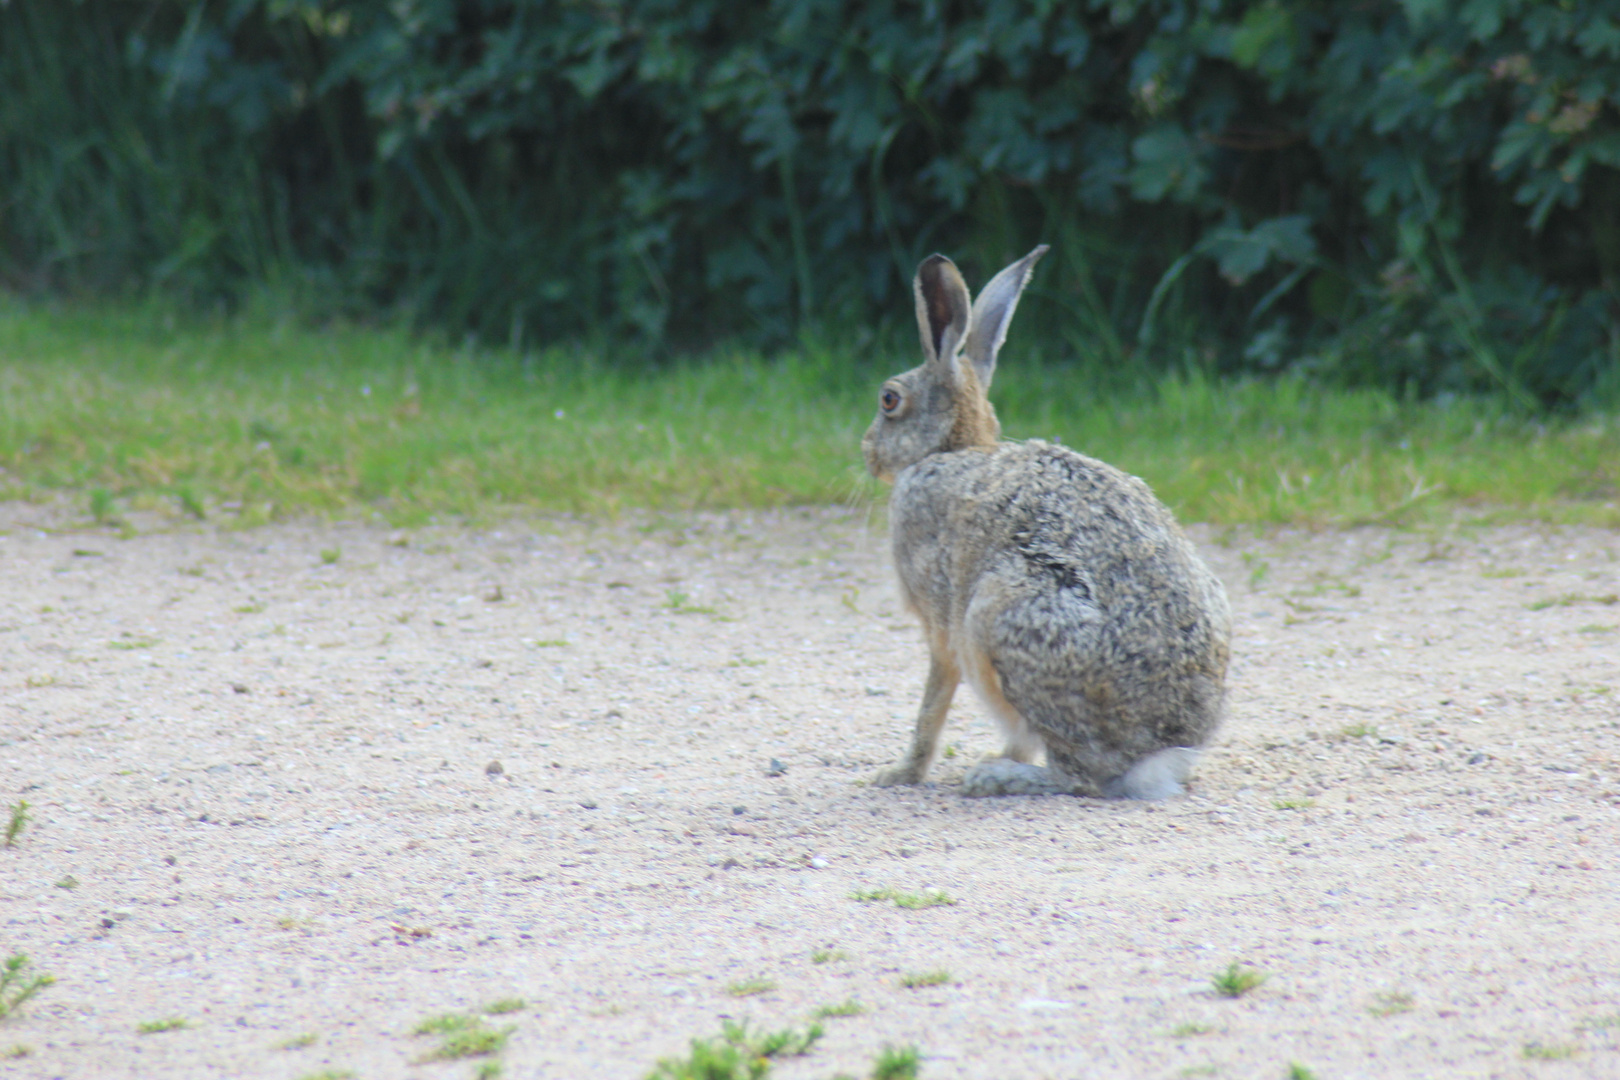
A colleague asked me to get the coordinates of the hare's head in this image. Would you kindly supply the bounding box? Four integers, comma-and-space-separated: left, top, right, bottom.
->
862, 245, 1047, 482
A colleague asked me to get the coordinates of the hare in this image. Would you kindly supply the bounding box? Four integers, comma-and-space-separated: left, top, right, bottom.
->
861, 246, 1231, 799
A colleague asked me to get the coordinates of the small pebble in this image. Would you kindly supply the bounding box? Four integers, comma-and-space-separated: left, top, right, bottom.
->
765, 758, 786, 777
732, 805, 746, 816
485, 759, 504, 776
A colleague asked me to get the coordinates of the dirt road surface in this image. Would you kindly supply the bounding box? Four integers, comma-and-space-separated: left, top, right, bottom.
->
1, 507, 1617, 1079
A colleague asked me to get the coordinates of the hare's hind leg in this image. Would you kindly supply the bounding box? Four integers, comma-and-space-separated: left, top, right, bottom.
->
872, 652, 959, 787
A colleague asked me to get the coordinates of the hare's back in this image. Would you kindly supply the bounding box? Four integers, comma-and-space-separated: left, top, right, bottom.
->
975, 441, 1227, 655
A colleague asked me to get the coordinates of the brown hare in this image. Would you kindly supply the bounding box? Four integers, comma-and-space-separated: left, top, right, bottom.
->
861, 246, 1231, 799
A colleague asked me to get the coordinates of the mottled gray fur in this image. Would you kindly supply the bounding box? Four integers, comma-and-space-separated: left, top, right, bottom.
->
861, 246, 1231, 799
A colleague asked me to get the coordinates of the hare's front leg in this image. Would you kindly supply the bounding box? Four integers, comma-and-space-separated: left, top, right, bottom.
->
872, 653, 959, 787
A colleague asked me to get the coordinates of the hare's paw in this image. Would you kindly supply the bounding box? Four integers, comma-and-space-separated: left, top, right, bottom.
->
960, 759, 1066, 798
871, 763, 924, 788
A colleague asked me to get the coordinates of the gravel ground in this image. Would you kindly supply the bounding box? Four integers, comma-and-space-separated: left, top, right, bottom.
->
0, 506, 1617, 1080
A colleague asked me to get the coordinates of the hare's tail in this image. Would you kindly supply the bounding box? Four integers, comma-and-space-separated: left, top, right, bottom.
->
1106, 747, 1199, 801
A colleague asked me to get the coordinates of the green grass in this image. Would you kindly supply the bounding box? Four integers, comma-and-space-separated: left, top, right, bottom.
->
646, 1020, 823, 1080
871, 1043, 921, 1080
1522, 1041, 1578, 1060
851, 887, 956, 909
0, 955, 53, 1019
136, 1016, 188, 1034
482, 998, 526, 1015
812, 999, 864, 1019
3, 802, 29, 848
1210, 962, 1267, 998
1367, 990, 1415, 1017
277, 1033, 319, 1049
899, 969, 952, 989
3, 302, 1618, 526
724, 977, 777, 998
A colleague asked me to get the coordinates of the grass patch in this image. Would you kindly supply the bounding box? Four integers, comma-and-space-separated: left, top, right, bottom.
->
1272, 797, 1317, 810
4, 302, 1620, 526
899, 969, 952, 989
296, 1072, 355, 1080
1338, 722, 1378, 740
871, 1043, 921, 1080
136, 1016, 188, 1034
724, 977, 777, 998
413, 1012, 480, 1035
851, 887, 956, 909
426, 1025, 513, 1061
647, 1020, 822, 1080
1367, 990, 1415, 1017
1167, 1022, 1215, 1036
0, 955, 53, 1019
108, 636, 161, 650
5, 1045, 31, 1058
277, 1033, 319, 1049
1286, 1066, 1319, 1080
1527, 592, 1619, 611
1210, 962, 1267, 998
1522, 1041, 1578, 1060
1578, 1013, 1620, 1033
810, 948, 849, 964
482, 998, 526, 1015
4, 802, 29, 848
812, 999, 864, 1019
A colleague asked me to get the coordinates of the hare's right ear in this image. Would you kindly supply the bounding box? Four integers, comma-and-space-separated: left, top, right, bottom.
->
914, 254, 971, 376
963, 244, 1047, 390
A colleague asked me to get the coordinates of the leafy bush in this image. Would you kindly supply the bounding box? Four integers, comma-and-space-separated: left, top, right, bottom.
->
1, 1, 1616, 406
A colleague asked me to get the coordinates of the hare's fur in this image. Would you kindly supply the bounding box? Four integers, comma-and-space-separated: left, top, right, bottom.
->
861, 247, 1231, 799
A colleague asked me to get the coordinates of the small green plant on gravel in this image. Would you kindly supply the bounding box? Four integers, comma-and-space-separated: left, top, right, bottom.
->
1527, 592, 1620, 611
1286, 1065, 1319, 1080
646, 1020, 823, 1080
277, 1033, 318, 1049
810, 947, 849, 964
1578, 1013, 1620, 1033
813, 999, 863, 1019
109, 635, 162, 650
662, 589, 717, 616
850, 887, 955, 909
899, 969, 951, 989
871, 1043, 921, 1080
320, 547, 342, 565
423, 1023, 514, 1062
414, 1012, 480, 1035
1167, 1022, 1215, 1036
1272, 797, 1316, 810
4, 802, 30, 848
1211, 963, 1266, 998
474, 1063, 503, 1080
54, 875, 77, 889
0, 955, 53, 1019
137, 1016, 188, 1034
725, 977, 776, 998
88, 488, 117, 525
1367, 990, 1415, 1017
1338, 722, 1378, 740
722, 1020, 822, 1059
297, 1071, 355, 1080
5, 1045, 31, 1059
482, 997, 526, 1015
1522, 1041, 1577, 1060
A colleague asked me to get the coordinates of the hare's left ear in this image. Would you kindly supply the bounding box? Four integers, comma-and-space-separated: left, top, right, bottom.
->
914, 254, 971, 372
963, 244, 1048, 390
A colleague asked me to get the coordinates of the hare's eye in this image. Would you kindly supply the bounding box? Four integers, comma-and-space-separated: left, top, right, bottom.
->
881, 388, 901, 413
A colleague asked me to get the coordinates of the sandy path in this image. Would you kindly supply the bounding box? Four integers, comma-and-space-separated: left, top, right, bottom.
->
0, 508, 1617, 1080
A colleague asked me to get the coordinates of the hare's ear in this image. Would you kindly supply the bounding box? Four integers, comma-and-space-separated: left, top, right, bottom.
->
914, 254, 971, 375
963, 244, 1048, 389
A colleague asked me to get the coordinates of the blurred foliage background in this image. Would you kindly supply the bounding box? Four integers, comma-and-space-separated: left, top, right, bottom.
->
4, 0, 1619, 409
